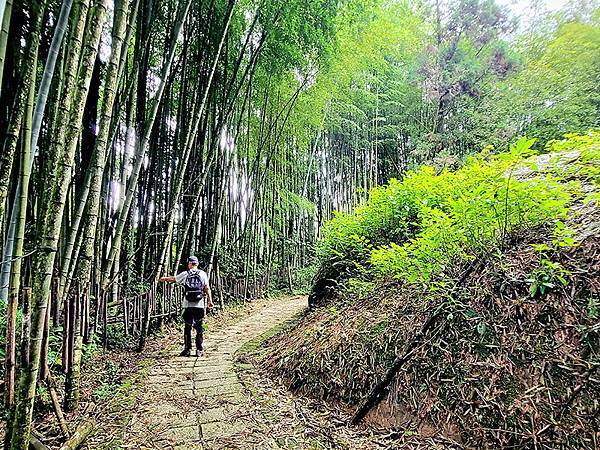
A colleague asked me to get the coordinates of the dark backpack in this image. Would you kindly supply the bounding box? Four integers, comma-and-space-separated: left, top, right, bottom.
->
184, 270, 204, 304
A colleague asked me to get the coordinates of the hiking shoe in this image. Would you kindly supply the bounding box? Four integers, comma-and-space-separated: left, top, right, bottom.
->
195, 349, 204, 357
179, 349, 191, 357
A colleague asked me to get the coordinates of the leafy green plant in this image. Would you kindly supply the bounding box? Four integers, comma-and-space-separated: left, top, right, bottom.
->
546, 130, 600, 204
125, 280, 151, 296
105, 324, 135, 349
587, 297, 599, 320
316, 133, 597, 291
82, 341, 99, 363
93, 382, 119, 402
345, 278, 375, 298
292, 264, 318, 294
105, 360, 121, 378
528, 258, 570, 298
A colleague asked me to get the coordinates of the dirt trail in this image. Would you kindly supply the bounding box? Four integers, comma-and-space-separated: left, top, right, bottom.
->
123, 296, 306, 449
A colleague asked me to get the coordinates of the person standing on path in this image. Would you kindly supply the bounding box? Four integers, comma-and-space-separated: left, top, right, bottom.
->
159, 256, 214, 357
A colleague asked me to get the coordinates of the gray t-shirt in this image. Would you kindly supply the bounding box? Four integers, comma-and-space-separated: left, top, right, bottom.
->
175, 268, 210, 308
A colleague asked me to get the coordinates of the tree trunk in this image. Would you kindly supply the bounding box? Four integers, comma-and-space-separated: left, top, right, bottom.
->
31, 0, 74, 154
57, 420, 94, 450
0, 0, 87, 302
0, 0, 13, 96
8, 0, 108, 446
3, 289, 17, 408
63, 0, 130, 306
37, 0, 91, 217
0, 0, 44, 252
102, 0, 194, 285
7, 34, 35, 320
64, 291, 81, 411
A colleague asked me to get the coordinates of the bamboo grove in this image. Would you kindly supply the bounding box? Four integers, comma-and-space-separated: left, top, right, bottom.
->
1, 0, 600, 447
0, 0, 337, 446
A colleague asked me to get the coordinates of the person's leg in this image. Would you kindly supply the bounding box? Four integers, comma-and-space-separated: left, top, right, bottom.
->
181, 308, 193, 356
193, 308, 205, 352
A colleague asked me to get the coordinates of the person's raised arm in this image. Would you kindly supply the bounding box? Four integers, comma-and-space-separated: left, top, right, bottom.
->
159, 276, 176, 283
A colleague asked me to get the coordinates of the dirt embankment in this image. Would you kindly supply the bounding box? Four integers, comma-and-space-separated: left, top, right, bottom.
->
261, 151, 600, 448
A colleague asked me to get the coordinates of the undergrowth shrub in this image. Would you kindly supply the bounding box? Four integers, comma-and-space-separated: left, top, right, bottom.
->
545, 130, 600, 201
292, 263, 318, 294
104, 324, 135, 349
316, 133, 600, 288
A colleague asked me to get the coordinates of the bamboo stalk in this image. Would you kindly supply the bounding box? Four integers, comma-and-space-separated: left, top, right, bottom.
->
57, 420, 94, 450
47, 374, 70, 438
3, 291, 17, 408
39, 292, 51, 381
21, 288, 31, 368
29, 434, 50, 450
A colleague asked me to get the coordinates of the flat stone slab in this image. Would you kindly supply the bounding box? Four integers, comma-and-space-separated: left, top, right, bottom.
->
200, 391, 245, 407
193, 370, 236, 382
200, 420, 248, 440
196, 377, 236, 389
174, 445, 203, 450
161, 424, 201, 443
197, 405, 238, 424
195, 383, 241, 398
194, 364, 233, 373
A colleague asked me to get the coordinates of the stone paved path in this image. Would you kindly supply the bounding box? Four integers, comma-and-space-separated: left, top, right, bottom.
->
124, 296, 306, 449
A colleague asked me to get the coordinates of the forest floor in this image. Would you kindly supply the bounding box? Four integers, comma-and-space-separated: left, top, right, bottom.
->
85, 295, 401, 449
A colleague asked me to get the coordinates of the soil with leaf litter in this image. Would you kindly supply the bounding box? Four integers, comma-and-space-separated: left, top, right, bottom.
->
226, 332, 460, 450
261, 230, 600, 449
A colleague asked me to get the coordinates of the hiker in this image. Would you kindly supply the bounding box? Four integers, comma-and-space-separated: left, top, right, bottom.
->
159, 256, 214, 357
